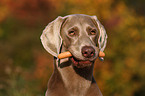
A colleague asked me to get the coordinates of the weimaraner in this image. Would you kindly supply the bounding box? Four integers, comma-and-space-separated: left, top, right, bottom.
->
40, 14, 107, 96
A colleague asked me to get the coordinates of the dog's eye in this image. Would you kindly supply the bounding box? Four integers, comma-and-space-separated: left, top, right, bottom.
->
68, 30, 75, 36
90, 29, 96, 35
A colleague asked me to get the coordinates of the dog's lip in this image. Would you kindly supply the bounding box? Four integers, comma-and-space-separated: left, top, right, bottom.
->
70, 56, 93, 65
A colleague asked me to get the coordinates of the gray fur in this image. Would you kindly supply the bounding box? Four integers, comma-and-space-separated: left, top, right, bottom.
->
41, 14, 107, 96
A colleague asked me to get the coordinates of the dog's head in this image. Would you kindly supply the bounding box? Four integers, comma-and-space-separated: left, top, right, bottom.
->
41, 14, 107, 68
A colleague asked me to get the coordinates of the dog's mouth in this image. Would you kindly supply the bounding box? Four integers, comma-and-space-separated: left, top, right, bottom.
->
70, 56, 93, 68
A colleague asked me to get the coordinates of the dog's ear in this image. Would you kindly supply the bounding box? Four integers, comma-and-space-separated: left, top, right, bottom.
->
40, 16, 67, 57
91, 16, 108, 52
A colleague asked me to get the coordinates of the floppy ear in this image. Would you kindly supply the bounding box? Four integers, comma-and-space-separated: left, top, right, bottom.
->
91, 16, 108, 52
40, 16, 67, 57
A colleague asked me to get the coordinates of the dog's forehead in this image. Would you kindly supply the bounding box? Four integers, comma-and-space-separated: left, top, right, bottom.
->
66, 15, 95, 27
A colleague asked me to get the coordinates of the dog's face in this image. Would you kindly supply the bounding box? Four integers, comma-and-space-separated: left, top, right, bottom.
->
60, 15, 100, 68
41, 14, 107, 68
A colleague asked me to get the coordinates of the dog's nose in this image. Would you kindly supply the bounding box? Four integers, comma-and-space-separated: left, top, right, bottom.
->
82, 46, 95, 58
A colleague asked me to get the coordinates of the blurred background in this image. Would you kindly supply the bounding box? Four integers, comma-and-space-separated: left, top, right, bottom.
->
0, 0, 145, 96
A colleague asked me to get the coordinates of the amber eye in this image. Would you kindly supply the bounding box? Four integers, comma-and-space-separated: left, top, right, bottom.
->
69, 30, 75, 36
90, 29, 96, 35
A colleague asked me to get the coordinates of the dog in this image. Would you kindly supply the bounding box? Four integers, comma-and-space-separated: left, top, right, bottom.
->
40, 14, 107, 96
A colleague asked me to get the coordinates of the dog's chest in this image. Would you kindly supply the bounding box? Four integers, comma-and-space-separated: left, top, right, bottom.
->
69, 80, 91, 96
59, 67, 91, 96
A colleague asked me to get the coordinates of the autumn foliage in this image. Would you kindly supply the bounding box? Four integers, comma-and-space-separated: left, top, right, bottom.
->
0, 0, 145, 96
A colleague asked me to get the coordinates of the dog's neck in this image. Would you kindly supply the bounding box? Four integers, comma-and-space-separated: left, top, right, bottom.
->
55, 58, 94, 96
51, 45, 97, 96
47, 57, 102, 96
